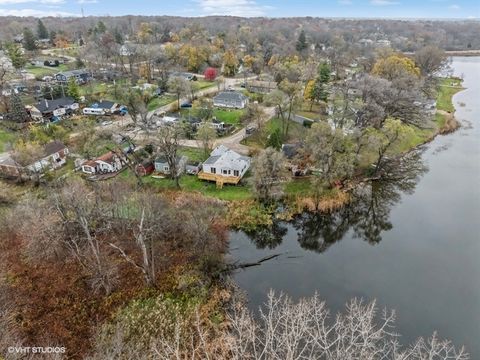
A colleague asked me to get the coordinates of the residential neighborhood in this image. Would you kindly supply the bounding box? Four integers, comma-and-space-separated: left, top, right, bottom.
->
0, 4, 478, 360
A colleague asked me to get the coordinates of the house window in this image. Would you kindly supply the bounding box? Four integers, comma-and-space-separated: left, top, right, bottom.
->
164, 166, 169, 172
223, 170, 228, 175
234, 170, 239, 177
211, 167, 216, 174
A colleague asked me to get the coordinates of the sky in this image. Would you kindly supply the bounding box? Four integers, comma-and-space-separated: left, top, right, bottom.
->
0, 0, 478, 19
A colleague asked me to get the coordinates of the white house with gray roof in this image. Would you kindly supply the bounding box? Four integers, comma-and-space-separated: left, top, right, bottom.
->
213, 91, 248, 109
199, 145, 251, 186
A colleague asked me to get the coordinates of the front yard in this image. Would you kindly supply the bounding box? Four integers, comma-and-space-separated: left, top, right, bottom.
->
26, 64, 69, 78
147, 95, 176, 111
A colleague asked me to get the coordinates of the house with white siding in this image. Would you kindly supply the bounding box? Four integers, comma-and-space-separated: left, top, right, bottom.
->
213, 91, 248, 109
198, 145, 251, 187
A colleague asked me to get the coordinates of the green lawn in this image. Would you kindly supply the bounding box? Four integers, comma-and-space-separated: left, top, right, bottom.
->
242, 117, 307, 149
437, 77, 464, 112
0, 129, 16, 152
285, 178, 313, 197
80, 81, 110, 98
120, 169, 252, 201
147, 95, 176, 111
49, 47, 80, 58
195, 80, 215, 90
26, 64, 68, 78
178, 146, 208, 163
297, 101, 325, 121
213, 109, 244, 125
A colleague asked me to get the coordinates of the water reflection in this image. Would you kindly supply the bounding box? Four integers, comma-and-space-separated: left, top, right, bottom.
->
248, 150, 428, 252
244, 221, 288, 249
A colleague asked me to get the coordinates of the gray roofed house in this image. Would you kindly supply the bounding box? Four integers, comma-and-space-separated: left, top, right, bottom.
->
213, 91, 248, 109
0, 141, 69, 178
246, 80, 277, 94
89, 100, 121, 113
198, 145, 251, 186
154, 155, 187, 176
28, 141, 69, 173
55, 69, 91, 84
30, 97, 79, 121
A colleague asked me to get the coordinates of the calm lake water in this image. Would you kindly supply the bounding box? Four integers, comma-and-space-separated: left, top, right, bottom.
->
229, 57, 480, 357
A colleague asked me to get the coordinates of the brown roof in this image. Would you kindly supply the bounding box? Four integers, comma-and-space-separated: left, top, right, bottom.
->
44, 141, 66, 156
96, 151, 116, 164
82, 160, 97, 167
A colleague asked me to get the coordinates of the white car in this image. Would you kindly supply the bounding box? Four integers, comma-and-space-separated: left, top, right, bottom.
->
101, 120, 113, 126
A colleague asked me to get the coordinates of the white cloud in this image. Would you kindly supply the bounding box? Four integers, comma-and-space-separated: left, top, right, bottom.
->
338, 0, 352, 4
77, 0, 98, 3
193, 0, 272, 17
370, 0, 399, 5
449, 4, 460, 10
0, 7, 78, 16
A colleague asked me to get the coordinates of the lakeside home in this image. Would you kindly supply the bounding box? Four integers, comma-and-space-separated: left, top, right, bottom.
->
198, 145, 251, 187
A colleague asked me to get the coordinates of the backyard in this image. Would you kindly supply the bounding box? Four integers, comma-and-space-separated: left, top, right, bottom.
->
242, 117, 307, 149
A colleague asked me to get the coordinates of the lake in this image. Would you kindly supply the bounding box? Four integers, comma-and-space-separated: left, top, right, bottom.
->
229, 57, 480, 357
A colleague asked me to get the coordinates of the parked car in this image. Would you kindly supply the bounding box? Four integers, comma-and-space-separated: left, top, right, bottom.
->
118, 106, 128, 116
101, 120, 113, 126
180, 102, 192, 108
246, 125, 257, 135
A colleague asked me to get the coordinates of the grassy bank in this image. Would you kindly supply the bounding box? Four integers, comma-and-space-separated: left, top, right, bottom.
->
109, 76, 464, 230
437, 77, 463, 112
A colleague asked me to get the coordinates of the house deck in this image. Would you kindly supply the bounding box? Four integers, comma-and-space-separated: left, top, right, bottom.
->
198, 171, 241, 188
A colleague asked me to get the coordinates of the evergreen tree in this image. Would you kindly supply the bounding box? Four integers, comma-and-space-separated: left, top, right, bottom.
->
113, 27, 123, 44
37, 19, 49, 39
7, 93, 30, 123
5, 43, 26, 70
67, 77, 80, 101
49, 30, 56, 45
296, 30, 308, 52
23, 28, 37, 51
266, 128, 283, 150
75, 57, 85, 68
96, 21, 107, 34
318, 62, 331, 84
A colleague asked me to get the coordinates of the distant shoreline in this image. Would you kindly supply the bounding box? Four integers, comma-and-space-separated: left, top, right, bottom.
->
445, 50, 480, 57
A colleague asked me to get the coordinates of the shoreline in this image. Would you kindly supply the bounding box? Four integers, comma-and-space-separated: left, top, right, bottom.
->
227, 76, 466, 230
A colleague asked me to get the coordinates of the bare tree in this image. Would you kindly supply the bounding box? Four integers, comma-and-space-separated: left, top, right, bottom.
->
168, 76, 190, 109
109, 194, 171, 287
250, 148, 288, 203
107, 291, 469, 360
196, 121, 217, 158
52, 180, 119, 294
155, 124, 183, 188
